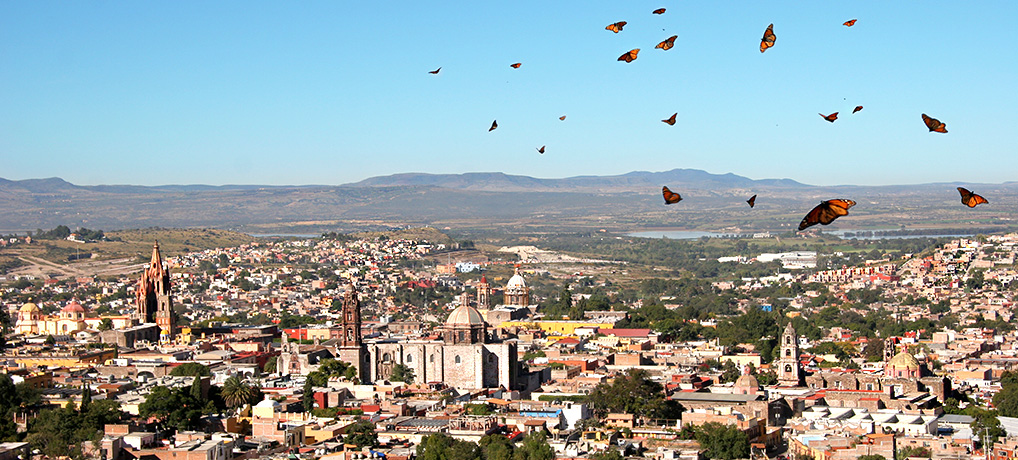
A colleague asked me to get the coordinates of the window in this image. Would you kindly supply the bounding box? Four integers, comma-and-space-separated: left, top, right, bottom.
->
430, 355, 435, 363
784, 364, 792, 372
406, 354, 413, 363
785, 349, 791, 357
383, 353, 391, 363
488, 354, 496, 363
455, 355, 461, 364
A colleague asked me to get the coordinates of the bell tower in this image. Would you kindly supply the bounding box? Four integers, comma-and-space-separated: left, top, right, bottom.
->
778, 322, 802, 386
136, 241, 175, 340
335, 283, 366, 382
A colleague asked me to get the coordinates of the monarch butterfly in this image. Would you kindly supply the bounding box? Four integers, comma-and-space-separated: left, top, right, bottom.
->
760, 24, 776, 53
798, 199, 856, 231
656, 35, 677, 50
618, 48, 640, 63
653, 8, 666, 14
853, 106, 863, 114
537, 146, 545, 154
957, 187, 988, 208
559, 115, 566, 121
428, 67, 441, 74
489, 120, 498, 132
662, 186, 682, 204
820, 112, 839, 123
747, 195, 757, 208
843, 19, 857, 27
922, 113, 947, 133
662, 113, 677, 125
510, 63, 521, 68
606, 21, 627, 33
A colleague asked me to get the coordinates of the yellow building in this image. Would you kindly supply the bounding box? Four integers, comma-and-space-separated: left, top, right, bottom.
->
15, 300, 133, 336
499, 320, 615, 336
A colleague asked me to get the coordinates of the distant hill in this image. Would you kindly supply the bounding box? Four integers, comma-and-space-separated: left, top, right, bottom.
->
1, 170, 1015, 234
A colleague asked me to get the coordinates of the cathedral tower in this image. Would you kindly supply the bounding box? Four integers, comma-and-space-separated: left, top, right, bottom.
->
335, 283, 367, 382
136, 242, 175, 340
778, 322, 802, 386
476, 276, 491, 309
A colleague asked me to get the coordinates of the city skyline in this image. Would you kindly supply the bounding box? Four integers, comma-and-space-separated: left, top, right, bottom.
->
2, 2, 1016, 187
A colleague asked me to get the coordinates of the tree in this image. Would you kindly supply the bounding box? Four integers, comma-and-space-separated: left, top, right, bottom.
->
586, 368, 683, 420
222, 376, 256, 410
98, 318, 114, 331
391, 364, 415, 383
139, 385, 205, 431
690, 422, 749, 460
858, 456, 886, 460
590, 450, 624, 460
896, 446, 930, 460
479, 433, 515, 460
513, 431, 554, 460
344, 420, 378, 448
263, 356, 278, 373
170, 362, 212, 377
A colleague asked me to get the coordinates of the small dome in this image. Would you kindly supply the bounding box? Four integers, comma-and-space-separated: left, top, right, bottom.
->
887, 351, 920, 370
735, 374, 759, 388
61, 301, 86, 313
446, 305, 485, 326
20, 302, 40, 313
506, 267, 527, 293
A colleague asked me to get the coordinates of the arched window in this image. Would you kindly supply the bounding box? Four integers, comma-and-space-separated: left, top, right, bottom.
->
406, 354, 413, 363
430, 355, 435, 363
383, 353, 391, 363
455, 355, 461, 364
784, 364, 792, 372
785, 349, 791, 357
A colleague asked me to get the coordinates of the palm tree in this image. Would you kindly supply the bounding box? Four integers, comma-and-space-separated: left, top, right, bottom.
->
221, 376, 254, 410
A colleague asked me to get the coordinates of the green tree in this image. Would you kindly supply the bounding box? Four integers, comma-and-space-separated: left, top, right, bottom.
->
391, 364, 415, 383
170, 362, 212, 377
691, 422, 749, 460
222, 376, 257, 410
97, 318, 114, 331
479, 433, 515, 460
263, 356, 278, 373
586, 368, 683, 420
896, 446, 930, 460
858, 455, 886, 460
513, 431, 554, 460
590, 450, 624, 460
345, 420, 379, 448
138, 385, 205, 431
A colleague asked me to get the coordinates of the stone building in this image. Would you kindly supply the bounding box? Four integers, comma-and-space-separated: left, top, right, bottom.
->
777, 322, 803, 386
135, 242, 176, 341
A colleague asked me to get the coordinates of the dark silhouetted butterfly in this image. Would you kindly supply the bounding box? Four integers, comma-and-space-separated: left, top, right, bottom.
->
798, 199, 856, 230
489, 120, 497, 132
843, 19, 857, 27
820, 112, 839, 123
428, 67, 441, 74
760, 24, 776, 53
656, 35, 677, 50
662, 113, 677, 125
618, 49, 640, 63
559, 115, 566, 121
606, 21, 627, 33
853, 106, 863, 114
957, 187, 988, 208
537, 146, 545, 154
662, 186, 682, 204
653, 8, 666, 14
922, 113, 947, 133
747, 195, 757, 208
510, 63, 521, 68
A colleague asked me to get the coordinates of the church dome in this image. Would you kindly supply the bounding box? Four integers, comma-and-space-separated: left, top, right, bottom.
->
446, 305, 485, 326
887, 351, 920, 370
20, 301, 40, 313
61, 301, 86, 313
505, 268, 527, 293
735, 373, 759, 388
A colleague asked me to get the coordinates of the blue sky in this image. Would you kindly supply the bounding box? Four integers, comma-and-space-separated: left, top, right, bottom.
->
2, 1, 1015, 186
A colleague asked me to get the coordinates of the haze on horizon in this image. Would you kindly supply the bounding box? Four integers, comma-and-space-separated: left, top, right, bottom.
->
2, 2, 1016, 188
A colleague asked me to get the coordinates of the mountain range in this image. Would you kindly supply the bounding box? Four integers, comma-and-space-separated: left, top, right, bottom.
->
1, 169, 1014, 234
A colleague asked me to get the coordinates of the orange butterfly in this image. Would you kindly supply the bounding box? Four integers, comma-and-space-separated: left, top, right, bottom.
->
798, 199, 856, 230
618, 48, 640, 63
510, 63, 521, 68
957, 187, 988, 208
922, 113, 947, 133
852, 106, 863, 114
760, 24, 776, 53
662, 186, 682, 204
843, 19, 857, 27
537, 146, 545, 154
559, 115, 566, 121
428, 67, 441, 74
489, 120, 497, 132
747, 195, 757, 208
653, 8, 666, 14
606, 21, 627, 33
656, 35, 677, 50
820, 112, 839, 123
662, 113, 677, 125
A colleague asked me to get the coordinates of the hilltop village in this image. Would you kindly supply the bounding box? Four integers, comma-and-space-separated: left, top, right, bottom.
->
2, 232, 1018, 460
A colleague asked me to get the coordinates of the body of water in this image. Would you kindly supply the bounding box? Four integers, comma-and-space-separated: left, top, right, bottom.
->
626, 230, 727, 239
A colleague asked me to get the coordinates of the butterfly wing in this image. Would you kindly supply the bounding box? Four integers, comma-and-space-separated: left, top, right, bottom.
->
662, 113, 677, 125
958, 187, 988, 207
489, 120, 498, 132
510, 63, 521, 68
760, 24, 776, 53
653, 8, 666, 14
922, 113, 948, 133
747, 195, 757, 208
429, 67, 441, 74
843, 19, 857, 27
799, 199, 855, 230
618, 49, 639, 62
662, 186, 682, 204
820, 112, 838, 122
656, 35, 677, 50
853, 106, 863, 114
607, 21, 627, 33
559, 116, 566, 121
537, 146, 545, 154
